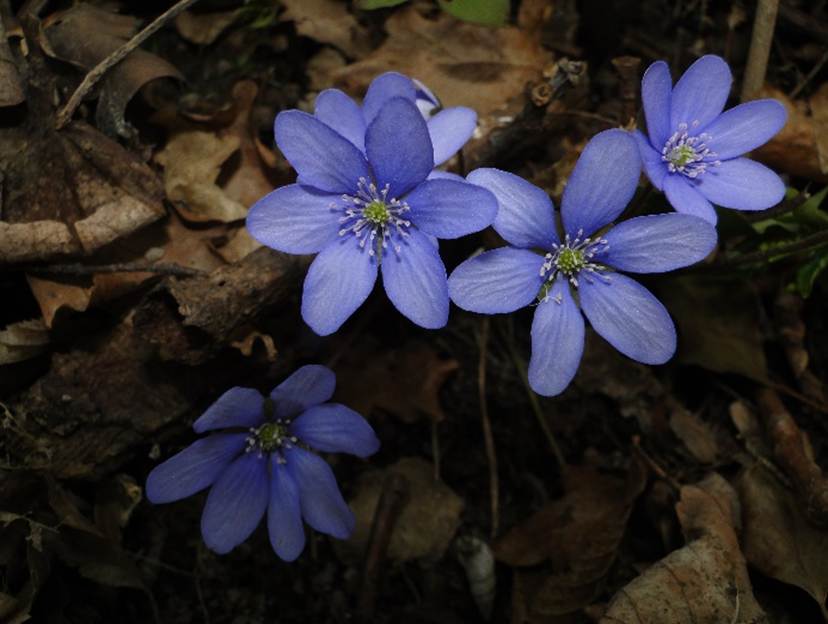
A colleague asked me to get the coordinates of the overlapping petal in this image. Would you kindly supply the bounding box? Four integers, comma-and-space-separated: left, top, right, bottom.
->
193, 388, 265, 433
290, 403, 379, 458
663, 175, 718, 224
381, 228, 449, 329
633, 130, 668, 190
528, 277, 585, 397
579, 273, 676, 365
601, 213, 717, 273
448, 247, 542, 314
641, 60, 673, 146
467, 168, 558, 250
561, 129, 642, 237
703, 99, 787, 160
201, 453, 269, 554
270, 365, 337, 420
362, 72, 417, 125
268, 458, 305, 561
427, 107, 477, 165
696, 158, 786, 210
314, 89, 367, 153
274, 111, 370, 194
669, 55, 732, 130
145, 433, 247, 504
286, 447, 355, 539
246, 184, 341, 254
405, 179, 497, 239
301, 239, 378, 336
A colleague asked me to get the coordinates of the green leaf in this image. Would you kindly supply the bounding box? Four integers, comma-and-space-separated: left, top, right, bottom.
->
357, 0, 409, 9
437, 0, 510, 26
794, 250, 828, 298
793, 186, 828, 231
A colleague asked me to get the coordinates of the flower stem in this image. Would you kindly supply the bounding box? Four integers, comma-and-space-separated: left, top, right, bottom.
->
741, 0, 780, 102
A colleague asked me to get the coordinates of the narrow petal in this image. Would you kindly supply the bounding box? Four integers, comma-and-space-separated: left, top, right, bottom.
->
528, 277, 585, 397
314, 89, 366, 153
703, 99, 787, 159
561, 129, 642, 237
193, 388, 265, 433
270, 365, 337, 420
290, 403, 380, 458
382, 228, 449, 329
201, 453, 269, 554
246, 184, 341, 254
285, 447, 355, 540
363, 72, 417, 125
145, 434, 247, 504
366, 97, 434, 199
633, 130, 668, 191
601, 213, 717, 273
579, 273, 676, 365
275, 110, 370, 194
301, 239, 378, 336
642, 60, 673, 146
381, 228, 449, 329
669, 55, 732, 130
427, 107, 477, 165
267, 458, 305, 562
405, 179, 497, 239
448, 247, 542, 313
663, 175, 718, 224
696, 158, 786, 211
467, 168, 558, 250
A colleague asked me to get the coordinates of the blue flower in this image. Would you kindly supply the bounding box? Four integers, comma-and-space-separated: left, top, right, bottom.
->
635, 55, 787, 224
313, 72, 478, 167
246, 91, 498, 336
448, 130, 718, 396
145, 365, 379, 561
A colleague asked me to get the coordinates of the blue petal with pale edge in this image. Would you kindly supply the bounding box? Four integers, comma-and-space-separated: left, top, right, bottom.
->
275, 110, 370, 194
561, 130, 642, 237
381, 228, 449, 329
267, 457, 305, 561
663, 175, 718, 224
696, 158, 786, 211
703, 99, 787, 160
405, 179, 497, 239
579, 273, 676, 365
314, 89, 366, 153
363, 72, 417, 125
448, 247, 542, 313
366, 98, 434, 199
290, 403, 379, 458
285, 447, 355, 539
633, 130, 668, 191
270, 365, 337, 420
201, 452, 269, 554
427, 107, 477, 165
467, 168, 558, 250
528, 276, 585, 397
601, 213, 717, 273
669, 55, 732, 131
301, 238, 378, 336
146, 433, 247, 504
427, 170, 465, 182
193, 388, 265, 433
642, 61, 673, 146
246, 184, 342, 254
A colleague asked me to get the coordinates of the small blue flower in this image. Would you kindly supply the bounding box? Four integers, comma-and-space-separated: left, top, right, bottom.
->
635, 55, 787, 224
313, 72, 478, 167
145, 365, 379, 561
247, 90, 498, 336
448, 130, 718, 396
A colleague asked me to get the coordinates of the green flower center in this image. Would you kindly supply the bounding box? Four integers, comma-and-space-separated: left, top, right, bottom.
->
363, 200, 390, 225
667, 144, 696, 167
255, 422, 288, 452
555, 247, 586, 275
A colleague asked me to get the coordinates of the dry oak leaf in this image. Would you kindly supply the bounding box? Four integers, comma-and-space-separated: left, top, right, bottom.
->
279, 0, 372, 59
333, 4, 552, 120
174, 9, 239, 46
0, 319, 49, 365
495, 462, 646, 616
739, 464, 828, 619
601, 474, 767, 624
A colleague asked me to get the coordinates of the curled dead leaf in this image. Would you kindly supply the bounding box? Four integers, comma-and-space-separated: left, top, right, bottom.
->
0, 319, 49, 365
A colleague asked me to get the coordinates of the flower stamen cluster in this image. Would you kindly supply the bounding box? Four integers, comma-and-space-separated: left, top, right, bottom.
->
337, 177, 411, 257
246, 420, 298, 459
539, 228, 609, 292
661, 121, 720, 178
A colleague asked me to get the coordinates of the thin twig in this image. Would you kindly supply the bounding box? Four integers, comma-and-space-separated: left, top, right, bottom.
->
741, 0, 780, 102
790, 48, 828, 99
717, 229, 828, 269
22, 262, 208, 278
631, 435, 681, 493
476, 318, 499, 539
54, 0, 201, 129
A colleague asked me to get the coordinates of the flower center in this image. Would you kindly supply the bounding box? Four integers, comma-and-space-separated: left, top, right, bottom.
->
661, 122, 721, 178
538, 229, 610, 298
338, 177, 412, 257
246, 420, 297, 456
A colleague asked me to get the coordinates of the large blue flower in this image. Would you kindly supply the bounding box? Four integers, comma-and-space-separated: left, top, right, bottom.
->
448, 130, 718, 396
247, 94, 497, 336
635, 55, 787, 224
145, 365, 379, 561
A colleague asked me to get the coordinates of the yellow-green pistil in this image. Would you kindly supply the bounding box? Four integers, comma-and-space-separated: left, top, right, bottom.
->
363, 199, 391, 225
255, 422, 288, 452
555, 247, 586, 275
667, 144, 696, 168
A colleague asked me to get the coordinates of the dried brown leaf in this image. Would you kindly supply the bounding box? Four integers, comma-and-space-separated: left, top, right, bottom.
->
0, 319, 49, 365
174, 9, 239, 46
280, 0, 372, 58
